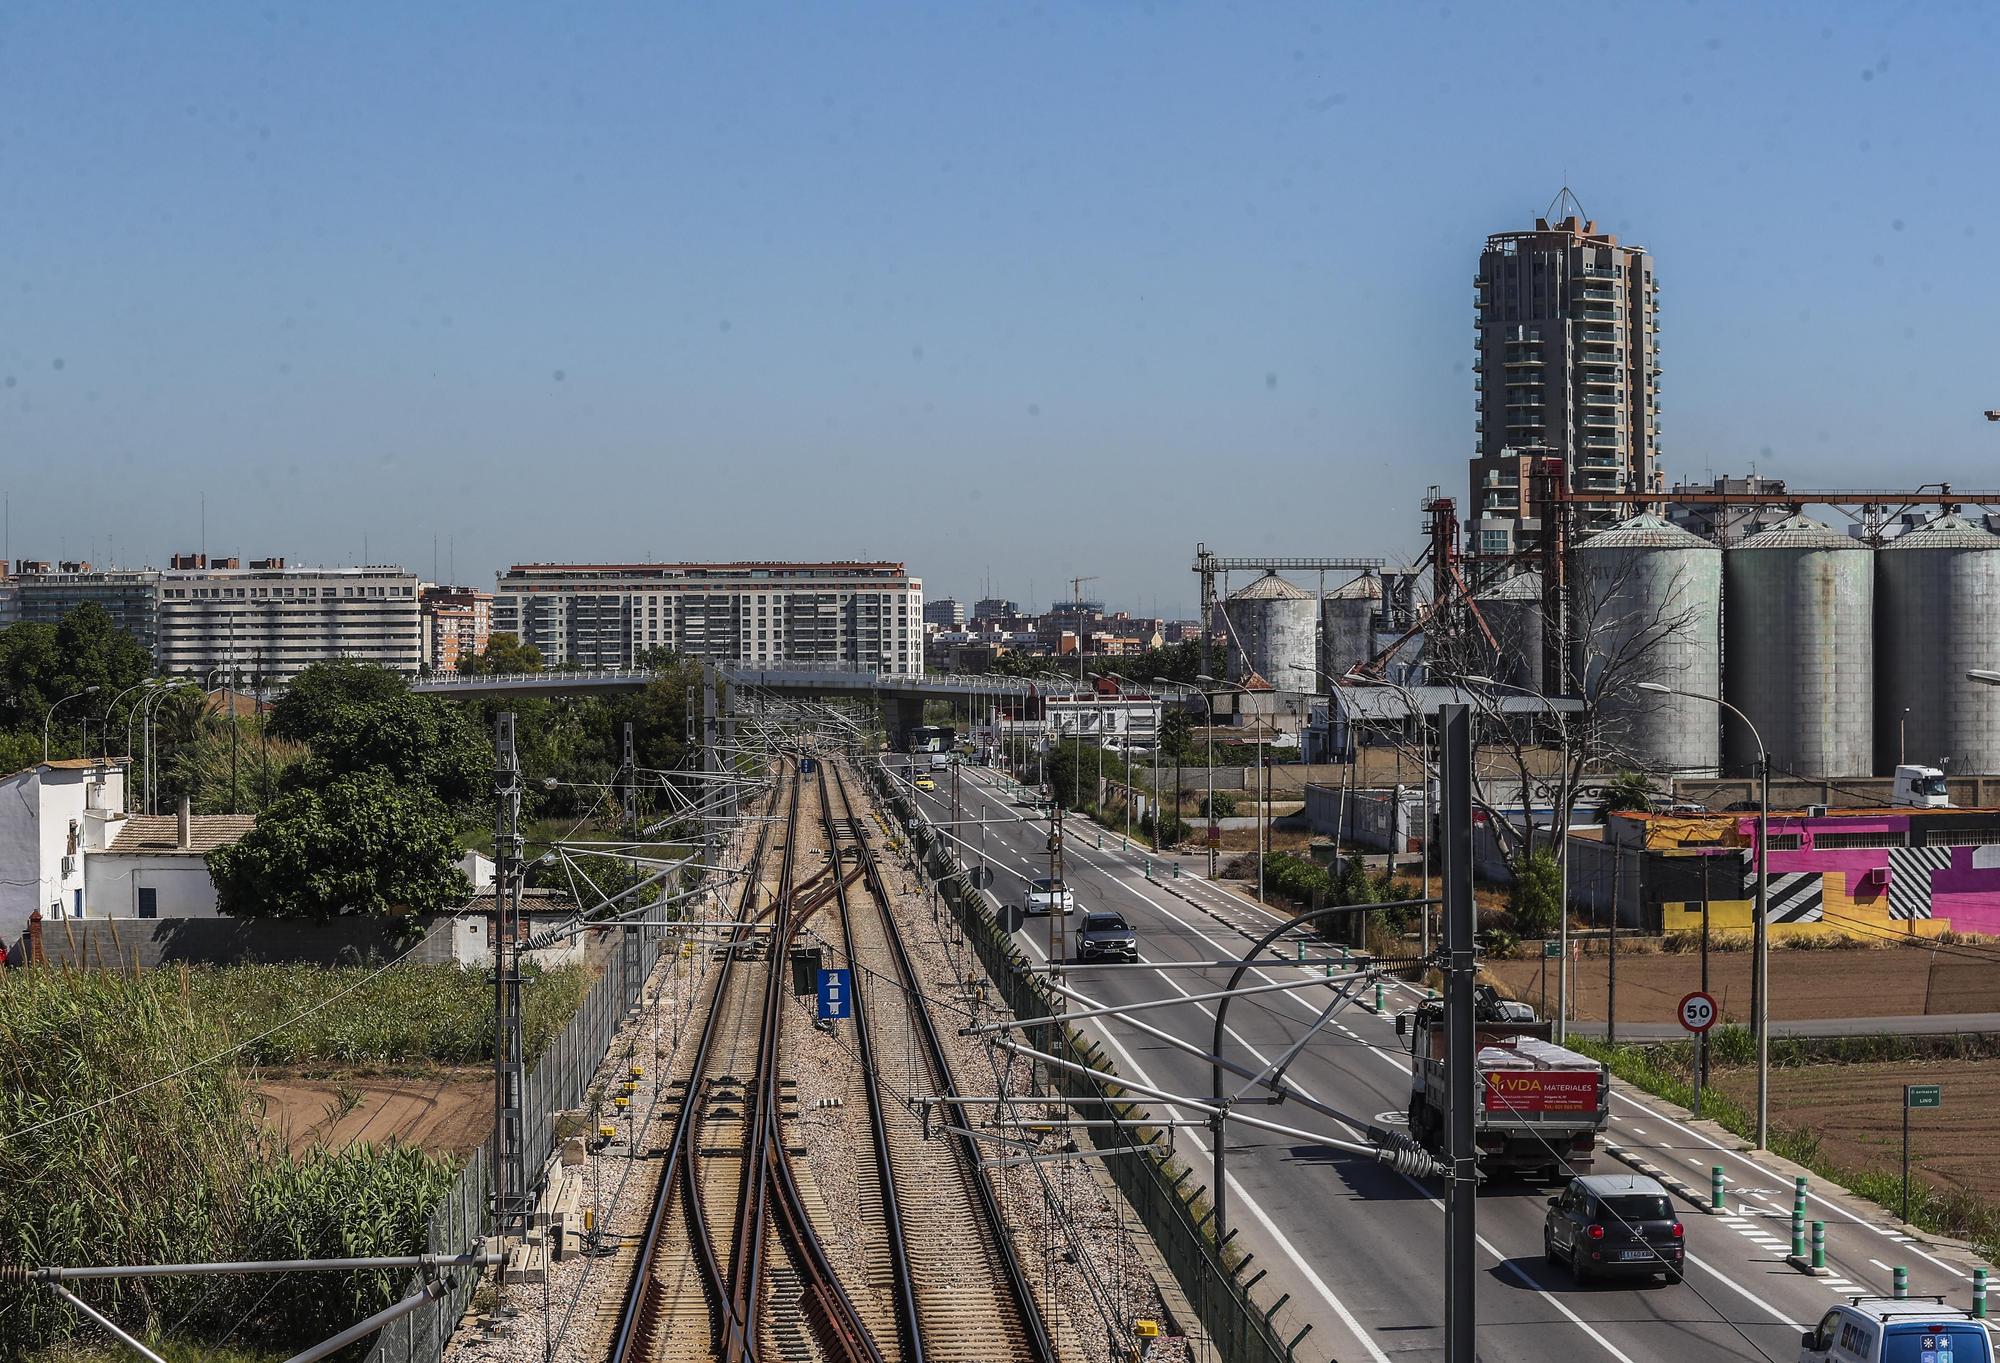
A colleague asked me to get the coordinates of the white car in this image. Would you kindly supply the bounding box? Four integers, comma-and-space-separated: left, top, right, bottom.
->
1797, 1297, 1992, 1363
1023, 876, 1076, 916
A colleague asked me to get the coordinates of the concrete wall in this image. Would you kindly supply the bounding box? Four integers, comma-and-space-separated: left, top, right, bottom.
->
9, 914, 462, 969
1674, 774, 2000, 809
1303, 783, 1422, 853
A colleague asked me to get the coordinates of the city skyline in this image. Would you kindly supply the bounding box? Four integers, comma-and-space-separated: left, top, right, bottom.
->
6, 4, 1997, 615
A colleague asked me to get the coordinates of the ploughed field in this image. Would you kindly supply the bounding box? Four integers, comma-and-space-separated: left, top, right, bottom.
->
1486, 941, 2000, 1025
1713, 1059, 2000, 1202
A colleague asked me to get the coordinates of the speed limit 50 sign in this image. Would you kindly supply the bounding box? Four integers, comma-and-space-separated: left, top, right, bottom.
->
1678, 991, 1718, 1033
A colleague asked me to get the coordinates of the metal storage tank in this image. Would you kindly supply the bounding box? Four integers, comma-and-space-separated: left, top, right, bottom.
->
1474, 571, 1544, 694
1573, 513, 1723, 778
1723, 516, 1873, 779
1320, 573, 1381, 685
1224, 571, 1317, 692
1876, 513, 2000, 774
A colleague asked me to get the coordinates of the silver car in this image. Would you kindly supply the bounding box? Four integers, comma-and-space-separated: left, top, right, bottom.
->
1077, 911, 1137, 962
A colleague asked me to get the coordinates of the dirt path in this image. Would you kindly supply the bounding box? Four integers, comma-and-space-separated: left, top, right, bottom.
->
254, 1068, 492, 1155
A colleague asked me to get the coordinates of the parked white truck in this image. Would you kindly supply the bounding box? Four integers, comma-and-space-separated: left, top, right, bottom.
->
1891, 765, 1952, 808
1397, 986, 1610, 1181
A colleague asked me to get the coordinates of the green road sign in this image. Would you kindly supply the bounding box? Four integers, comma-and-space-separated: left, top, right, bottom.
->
1543, 940, 1563, 958
1905, 1084, 1942, 1109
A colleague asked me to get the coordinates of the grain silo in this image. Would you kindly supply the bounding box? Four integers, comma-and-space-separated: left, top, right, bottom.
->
1224, 571, 1317, 692
1320, 573, 1381, 685
1573, 513, 1723, 778
1474, 570, 1544, 694
1723, 516, 1874, 779
1876, 513, 2000, 774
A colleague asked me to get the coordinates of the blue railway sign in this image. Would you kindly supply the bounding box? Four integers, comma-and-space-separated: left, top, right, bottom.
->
817, 968, 852, 1021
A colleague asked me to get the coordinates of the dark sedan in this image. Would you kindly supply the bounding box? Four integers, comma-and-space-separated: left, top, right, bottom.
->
1545, 1173, 1684, 1283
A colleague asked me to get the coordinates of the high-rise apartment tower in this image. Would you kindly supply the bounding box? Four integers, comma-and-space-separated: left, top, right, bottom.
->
1469, 192, 1661, 558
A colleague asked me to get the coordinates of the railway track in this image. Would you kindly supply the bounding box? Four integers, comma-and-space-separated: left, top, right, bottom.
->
603, 753, 1058, 1363
821, 761, 1056, 1363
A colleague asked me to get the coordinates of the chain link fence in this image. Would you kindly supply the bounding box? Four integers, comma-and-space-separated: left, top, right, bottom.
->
362, 921, 664, 1363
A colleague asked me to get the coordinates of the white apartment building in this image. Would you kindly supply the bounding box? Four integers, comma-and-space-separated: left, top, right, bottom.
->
492, 561, 924, 674
156, 561, 422, 683
0, 759, 129, 943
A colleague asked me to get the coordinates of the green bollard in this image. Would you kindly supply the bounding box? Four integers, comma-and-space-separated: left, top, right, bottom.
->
1894, 1265, 1909, 1299
1791, 1212, 1806, 1259
1374, 981, 1384, 1013
1174, 862, 1182, 879
1811, 1221, 1826, 1271
1794, 1175, 1809, 1215
1296, 940, 1306, 963
1711, 1166, 1726, 1212
1144, 856, 1152, 878
1097, 830, 1104, 850
1975, 1267, 1988, 1319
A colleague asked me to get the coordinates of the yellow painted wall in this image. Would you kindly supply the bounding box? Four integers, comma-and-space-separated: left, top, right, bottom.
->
1659, 870, 1947, 941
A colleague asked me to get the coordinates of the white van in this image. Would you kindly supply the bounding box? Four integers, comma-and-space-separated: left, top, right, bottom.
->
930, 753, 952, 771
1798, 1297, 1993, 1363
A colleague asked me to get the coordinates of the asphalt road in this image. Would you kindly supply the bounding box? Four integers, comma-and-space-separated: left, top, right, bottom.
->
893, 758, 1990, 1363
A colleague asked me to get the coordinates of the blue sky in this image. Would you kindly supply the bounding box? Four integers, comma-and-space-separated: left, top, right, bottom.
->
4, 2, 1996, 618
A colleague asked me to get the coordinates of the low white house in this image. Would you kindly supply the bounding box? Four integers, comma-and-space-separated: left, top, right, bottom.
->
0, 759, 130, 945
0, 755, 256, 955
84, 809, 258, 920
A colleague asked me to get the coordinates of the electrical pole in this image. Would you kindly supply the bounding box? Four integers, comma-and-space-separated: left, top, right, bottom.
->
1439, 702, 1477, 1363
621, 720, 637, 830
491, 713, 529, 1244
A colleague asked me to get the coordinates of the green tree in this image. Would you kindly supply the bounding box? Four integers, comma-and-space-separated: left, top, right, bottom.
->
273, 661, 491, 809
269, 660, 410, 743
458, 632, 542, 676
207, 771, 473, 920
1507, 848, 1564, 937
1158, 706, 1195, 763
1600, 770, 1656, 815
0, 604, 152, 738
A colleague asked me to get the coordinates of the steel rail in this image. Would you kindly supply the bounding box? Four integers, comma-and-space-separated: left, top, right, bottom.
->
605, 763, 784, 1363
722, 763, 802, 1362
742, 761, 884, 1363
820, 762, 926, 1363
832, 760, 1058, 1363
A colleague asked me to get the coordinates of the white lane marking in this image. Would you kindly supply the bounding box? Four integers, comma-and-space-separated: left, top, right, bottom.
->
1686, 1253, 1806, 1327
980, 830, 1633, 1360
994, 891, 1393, 1362
953, 777, 1805, 1346
1486, 1252, 1642, 1363
1599, 1086, 1971, 1280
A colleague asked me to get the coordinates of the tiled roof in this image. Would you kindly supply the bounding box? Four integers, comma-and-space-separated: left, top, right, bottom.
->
107, 814, 258, 855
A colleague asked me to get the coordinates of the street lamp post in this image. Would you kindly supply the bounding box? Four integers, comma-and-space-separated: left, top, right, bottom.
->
1639, 681, 1769, 1149
1347, 674, 1440, 963
1465, 674, 1575, 1042
142, 682, 195, 816
43, 687, 101, 762
1200, 675, 1263, 905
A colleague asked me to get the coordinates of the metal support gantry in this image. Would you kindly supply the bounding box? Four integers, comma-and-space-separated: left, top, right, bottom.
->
1191, 545, 1386, 681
